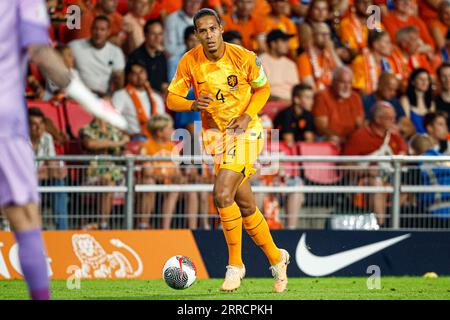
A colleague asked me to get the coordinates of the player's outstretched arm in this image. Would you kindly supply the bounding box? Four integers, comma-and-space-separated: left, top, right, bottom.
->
167, 91, 213, 112
28, 45, 127, 130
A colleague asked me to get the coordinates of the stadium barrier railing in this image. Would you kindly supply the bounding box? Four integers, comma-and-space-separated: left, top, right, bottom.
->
2, 155, 450, 232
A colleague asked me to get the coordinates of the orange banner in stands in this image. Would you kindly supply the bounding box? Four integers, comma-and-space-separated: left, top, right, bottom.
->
0, 230, 209, 280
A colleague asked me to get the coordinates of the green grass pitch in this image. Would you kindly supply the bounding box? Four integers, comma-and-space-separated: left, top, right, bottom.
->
1, 277, 450, 300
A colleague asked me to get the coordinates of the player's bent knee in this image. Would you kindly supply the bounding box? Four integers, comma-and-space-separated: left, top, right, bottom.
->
214, 190, 235, 209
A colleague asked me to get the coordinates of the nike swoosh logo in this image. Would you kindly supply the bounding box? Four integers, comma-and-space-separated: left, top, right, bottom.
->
296, 233, 411, 276
197, 81, 206, 84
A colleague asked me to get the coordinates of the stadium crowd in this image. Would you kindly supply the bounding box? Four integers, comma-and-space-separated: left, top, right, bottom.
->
22, 0, 450, 230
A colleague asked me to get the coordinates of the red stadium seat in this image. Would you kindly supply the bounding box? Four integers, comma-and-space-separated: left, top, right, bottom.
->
27, 100, 66, 132
278, 141, 300, 178
63, 100, 94, 138
261, 101, 289, 120
297, 142, 341, 184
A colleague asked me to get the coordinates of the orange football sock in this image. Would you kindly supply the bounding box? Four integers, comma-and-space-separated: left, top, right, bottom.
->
242, 207, 281, 266
218, 203, 243, 267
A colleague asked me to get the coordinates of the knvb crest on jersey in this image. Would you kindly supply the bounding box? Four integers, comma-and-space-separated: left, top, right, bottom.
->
227, 75, 238, 91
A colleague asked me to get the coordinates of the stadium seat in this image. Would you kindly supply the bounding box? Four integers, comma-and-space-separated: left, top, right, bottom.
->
297, 142, 341, 185
261, 101, 289, 120
278, 141, 300, 178
63, 100, 94, 138
27, 100, 66, 132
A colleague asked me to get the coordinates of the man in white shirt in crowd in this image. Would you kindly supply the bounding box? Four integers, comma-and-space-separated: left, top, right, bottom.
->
112, 61, 165, 141
69, 15, 125, 97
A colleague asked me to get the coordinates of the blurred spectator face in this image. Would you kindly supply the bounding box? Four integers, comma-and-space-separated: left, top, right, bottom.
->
373, 33, 392, 56
195, 15, 224, 54
395, 0, 413, 15
91, 19, 110, 48
440, 4, 450, 27
439, 66, 450, 92
186, 33, 200, 50
293, 89, 314, 112
29, 114, 45, 140
355, 0, 372, 17
235, 0, 255, 17
144, 22, 164, 49
413, 71, 431, 93
309, 0, 329, 22
156, 123, 174, 141
270, 0, 290, 16
129, 0, 151, 17
313, 23, 331, 50
270, 38, 290, 56
99, 0, 118, 14
184, 0, 203, 17
399, 31, 419, 55
378, 74, 399, 100
373, 105, 396, 132
332, 68, 353, 99
427, 115, 449, 141
128, 64, 148, 88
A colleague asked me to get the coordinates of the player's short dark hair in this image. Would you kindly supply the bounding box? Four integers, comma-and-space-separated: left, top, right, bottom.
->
292, 83, 313, 99
92, 15, 110, 27
144, 19, 162, 34
184, 26, 196, 42
193, 8, 221, 29
28, 107, 45, 120
437, 62, 450, 80
424, 111, 448, 129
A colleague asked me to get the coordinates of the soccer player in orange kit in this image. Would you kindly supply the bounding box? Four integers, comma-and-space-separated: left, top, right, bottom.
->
166, 8, 290, 293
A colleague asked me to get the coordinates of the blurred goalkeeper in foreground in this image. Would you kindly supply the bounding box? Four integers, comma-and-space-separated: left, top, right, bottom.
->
167, 8, 290, 293
0, 0, 126, 300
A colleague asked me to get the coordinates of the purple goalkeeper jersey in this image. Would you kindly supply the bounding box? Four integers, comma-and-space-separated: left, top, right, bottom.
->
0, 0, 50, 139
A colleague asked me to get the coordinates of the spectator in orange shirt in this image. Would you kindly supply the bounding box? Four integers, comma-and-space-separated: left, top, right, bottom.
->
313, 66, 365, 146
351, 30, 398, 95
390, 26, 436, 88
339, 0, 376, 57
146, 0, 182, 21
67, 0, 124, 46
429, 1, 450, 51
264, 0, 299, 58
222, 0, 266, 52
296, 22, 343, 91
342, 101, 408, 226
260, 29, 300, 103
139, 114, 183, 229
382, 0, 436, 50
418, 0, 441, 25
